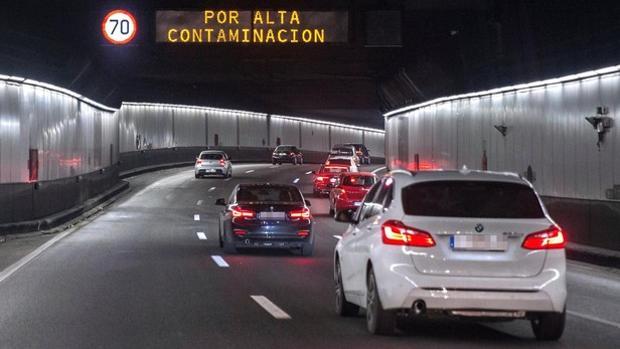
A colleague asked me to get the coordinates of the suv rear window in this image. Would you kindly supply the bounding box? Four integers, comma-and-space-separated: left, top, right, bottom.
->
200, 153, 224, 160
401, 180, 544, 218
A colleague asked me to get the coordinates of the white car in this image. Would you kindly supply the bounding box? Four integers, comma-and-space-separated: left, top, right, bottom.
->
195, 150, 232, 178
334, 169, 567, 340
325, 156, 359, 173
330, 145, 360, 165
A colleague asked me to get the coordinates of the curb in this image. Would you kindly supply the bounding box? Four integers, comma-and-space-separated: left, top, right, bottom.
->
566, 243, 620, 268
0, 181, 129, 236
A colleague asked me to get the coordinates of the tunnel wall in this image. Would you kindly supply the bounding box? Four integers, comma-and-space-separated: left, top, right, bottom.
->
119, 105, 386, 166
384, 65, 620, 250
0, 78, 384, 228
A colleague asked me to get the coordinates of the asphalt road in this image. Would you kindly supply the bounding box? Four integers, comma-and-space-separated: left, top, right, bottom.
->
0, 163, 619, 348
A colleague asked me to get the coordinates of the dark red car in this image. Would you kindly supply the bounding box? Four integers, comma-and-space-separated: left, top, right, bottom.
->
312, 165, 349, 196
329, 172, 378, 220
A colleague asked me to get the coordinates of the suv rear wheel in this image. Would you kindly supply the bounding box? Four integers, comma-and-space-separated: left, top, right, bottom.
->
531, 308, 565, 341
366, 268, 396, 335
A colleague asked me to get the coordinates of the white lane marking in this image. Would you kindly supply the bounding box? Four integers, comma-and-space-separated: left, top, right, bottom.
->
196, 200, 204, 205
250, 295, 291, 319
208, 187, 216, 192
568, 310, 620, 329
194, 214, 200, 221
372, 166, 387, 174
225, 178, 232, 181
211, 255, 230, 268
165, 193, 175, 200
333, 235, 342, 240
293, 178, 300, 184
305, 171, 313, 175
0, 227, 75, 284
245, 169, 255, 173
197, 232, 207, 240
270, 166, 278, 169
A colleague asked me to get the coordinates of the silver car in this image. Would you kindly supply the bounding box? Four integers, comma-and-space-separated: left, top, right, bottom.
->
195, 151, 232, 178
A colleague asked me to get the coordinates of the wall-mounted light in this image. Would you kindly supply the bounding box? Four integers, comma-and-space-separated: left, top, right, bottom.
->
585, 106, 613, 149
494, 124, 508, 137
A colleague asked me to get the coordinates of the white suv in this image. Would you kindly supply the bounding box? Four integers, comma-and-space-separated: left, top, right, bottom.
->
334, 169, 567, 340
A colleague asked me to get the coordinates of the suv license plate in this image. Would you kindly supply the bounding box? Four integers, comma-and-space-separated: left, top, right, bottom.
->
450, 235, 508, 251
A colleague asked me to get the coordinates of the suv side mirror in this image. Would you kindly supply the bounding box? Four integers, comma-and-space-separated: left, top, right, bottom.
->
215, 198, 227, 206
304, 199, 312, 207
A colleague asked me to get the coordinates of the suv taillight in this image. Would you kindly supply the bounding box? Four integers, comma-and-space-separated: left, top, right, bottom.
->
219, 159, 225, 166
196, 159, 202, 165
381, 220, 435, 247
289, 207, 310, 219
522, 226, 566, 250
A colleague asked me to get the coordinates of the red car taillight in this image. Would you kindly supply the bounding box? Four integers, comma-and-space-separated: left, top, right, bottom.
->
231, 206, 255, 219
522, 226, 566, 250
381, 220, 435, 247
289, 207, 310, 219
219, 159, 225, 166
196, 159, 202, 165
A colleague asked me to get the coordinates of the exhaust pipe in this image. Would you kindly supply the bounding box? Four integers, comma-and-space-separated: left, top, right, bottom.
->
412, 300, 426, 316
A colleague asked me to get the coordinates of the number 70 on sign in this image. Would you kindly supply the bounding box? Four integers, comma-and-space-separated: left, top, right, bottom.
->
102, 9, 138, 45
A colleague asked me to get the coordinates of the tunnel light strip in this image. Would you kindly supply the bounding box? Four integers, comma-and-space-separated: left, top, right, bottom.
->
384, 64, 620, 118
0, 74, 118, 113
122, 102, 268, 118
271, 114, 385, 133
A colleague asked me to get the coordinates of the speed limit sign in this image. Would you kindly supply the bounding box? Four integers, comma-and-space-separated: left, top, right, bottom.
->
101, 9, 137, 45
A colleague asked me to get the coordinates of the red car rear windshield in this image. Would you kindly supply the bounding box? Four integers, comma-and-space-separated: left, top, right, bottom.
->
342, 176, 375, 187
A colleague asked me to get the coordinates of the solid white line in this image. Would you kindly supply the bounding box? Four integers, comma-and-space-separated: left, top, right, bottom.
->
194, 214, 200, 221
372, 166, 387, 174
196, 200, 204, 205
208, 187, 216, 192
245, 169, 255, 173
333, 235, 342, 240
211, 255, 230, 267
196, 232, 207, 240
293, 178, 300, 184
250, 295, 291, 319
0, 228, 75, 284
568, 310, 620, 329
305, 171, 313, 175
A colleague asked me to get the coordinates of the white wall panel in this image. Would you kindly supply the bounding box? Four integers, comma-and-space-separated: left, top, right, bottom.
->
239, 113, 268, 147
0, 77, 117, 183
385, 66, 620, 201
270, 117, 300, 147
300, 122, 330, 152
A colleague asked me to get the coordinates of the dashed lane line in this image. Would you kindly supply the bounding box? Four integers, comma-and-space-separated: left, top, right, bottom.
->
305, 171, 313, 175
211, 255, 230, 268
196, 200, 204, 205
250, 295, 292, 319
245, 169, 255, 173
208, 187, 216, 192
293, 178, 300, 184
194, 214, 200, 221
333, 235, 342, 240
196, 232, 207, 240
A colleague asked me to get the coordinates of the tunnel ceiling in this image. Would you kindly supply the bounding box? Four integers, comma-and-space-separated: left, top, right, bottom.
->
2, 0, 620, 128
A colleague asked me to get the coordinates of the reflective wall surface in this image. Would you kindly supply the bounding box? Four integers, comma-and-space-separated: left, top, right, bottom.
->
120, 104, 385, 156
0, 76, 118, 184
385, 66, 620, 201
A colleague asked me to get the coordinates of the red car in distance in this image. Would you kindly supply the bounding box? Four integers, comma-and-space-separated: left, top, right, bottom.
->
312, 165, 349, 196
329, 172, 378, 220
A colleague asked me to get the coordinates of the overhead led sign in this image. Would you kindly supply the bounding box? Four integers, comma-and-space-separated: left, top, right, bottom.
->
156, 10, 348, 44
